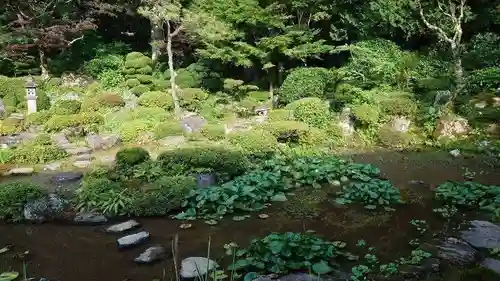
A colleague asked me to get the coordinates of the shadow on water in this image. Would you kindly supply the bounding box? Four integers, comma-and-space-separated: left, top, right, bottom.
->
1, 150, 500, 281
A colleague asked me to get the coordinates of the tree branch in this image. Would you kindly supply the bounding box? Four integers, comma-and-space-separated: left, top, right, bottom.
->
416, 0, 453, 44
67, 35, 84, 45
170, 25, 184, 37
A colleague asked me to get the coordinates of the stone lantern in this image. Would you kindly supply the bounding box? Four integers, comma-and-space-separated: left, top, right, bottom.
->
25, 77, 37, 114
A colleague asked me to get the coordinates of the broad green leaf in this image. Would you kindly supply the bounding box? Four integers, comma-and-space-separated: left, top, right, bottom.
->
312, 261, 333, 274
0, 272, 19, 281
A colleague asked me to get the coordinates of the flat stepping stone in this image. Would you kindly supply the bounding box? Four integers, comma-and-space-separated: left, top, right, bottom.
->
59, 143, 77, 149
4, 167, 34, 176
180, 257, 218, 279
117, 231, 149, 249
106, 220, 140, 233
74, 154, 93, 161
73, 211, 107, 224
134, 245, 166, 264
50, 172, 83, 183
73, 160, 92, 168
65, 147, 91, 155
460, 220, 500, 249
481, 258, 500, 274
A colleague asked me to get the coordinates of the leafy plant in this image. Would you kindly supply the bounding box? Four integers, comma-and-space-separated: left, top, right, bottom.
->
228, 232, 350, 275
0, 181, 43, 221
335, 179, 403, 209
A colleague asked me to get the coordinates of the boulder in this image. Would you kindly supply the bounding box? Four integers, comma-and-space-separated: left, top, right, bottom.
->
106, 220, 140, 233
460, 220, 500, 249
65, 147, 92, 155
436, 237, 478, 265
180, 257, 218, 279
85, 134, 120, 151
434, 115, 470, 139
338, 107, 355, 136
73, 211, 107, 224
481, 258, 500, 274
73, 160, 92, 169
180, 115, 206, 133
5, 167, 34, 176
23, 193, 69, 222
117, 231, 150, 249
390, 117, 411, 133
134, 245, 167, 264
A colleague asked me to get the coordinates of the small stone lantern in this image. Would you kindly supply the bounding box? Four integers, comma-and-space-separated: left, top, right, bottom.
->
25, 77, 37, 114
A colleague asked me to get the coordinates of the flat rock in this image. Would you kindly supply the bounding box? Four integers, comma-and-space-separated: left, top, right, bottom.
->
50, 172, 83, 183
73, 160, 92, 168
43, 162, 62, 171
134, 245, 166, 264
59, 143, 78, 149
52, 134, 70, 145
23, 193, 69, 222
460, 220, 500, 249
481, 258, 500, 274
86, 134, 120, 150
65, 147, 91, 155
117, 231, 150, 249
5, 167, 34, 175
106, 220, 140, 233
74, 154, 93, 161
437, 237, 478, 265
180, 257, 218, 279
159, 136, 186, 147
279, 273, 322, 281
73, 211, 107, 224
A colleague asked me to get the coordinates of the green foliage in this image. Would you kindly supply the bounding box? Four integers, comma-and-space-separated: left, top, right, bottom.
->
131, 84, 151, 96
138, 91, 173, 109
247, 91, 269, 102
229, 232, 350, 274
51, 99, 82, 115
179, 88, 209, 111
11, 143, 68, 164
44, 112, 103, 132
126, 78, 141, 88
435, 181, 500, 217
98, 69, 126, 89
115, 147, 151, 169
466, 67, 500, 93
0, 181, 43, 221
377, 125, 415, 148
336, 179, 403, 209
352, 103, 380, 126
279, 67, 332, 104
200, 124, 226, 141
285, 97, 331, 128
154, 121, 185, 139
226, 130, 278, 156
260, 121, 327, 147
84, 54, 124, 78
466, 33, 500, 68
268, 109, 294, 122
157, 145, 250, 179
81, 92, 125, 112
175, 155, 384, 220
25, 110, 52, 126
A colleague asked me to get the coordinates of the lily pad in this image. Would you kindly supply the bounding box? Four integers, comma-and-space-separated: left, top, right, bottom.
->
270, 193, 287, 202
232, 216, 247, 222
0, 271, 19, 281
205, 220, 218, 225
0, 246, 11, 254
312, 261, 333, 274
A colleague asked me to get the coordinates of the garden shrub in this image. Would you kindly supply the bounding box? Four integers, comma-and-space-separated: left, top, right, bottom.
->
137, 91, 173, 109
0, 120, 23, 135
81, 92, 125, 112
465, 67, 500, 93
247, 90, 269, 102
102, 107, 170, 136
268, 109, 294, 122
227, 130, 278, 156
118, 119, 156, 142
154, 121, 185, 139
152, 79, 169, 90
200, 124, 226, 141
75, 177, 134, 216
126, 78, 141, 88
25, 110, 52, 126
131, 84, 151, 96
352, 103, 380, 126
115, 147, 151, 169
285, 97, 331, 129
12, 143, 68, 164
298, 127, 329, 147
377, 125, 415, 149
336, 179, 403, 209
179, 88, 209, 111
279, 67, 332, 104
156, 145, 250, 178
98, 69, 126, 89
260, 121, 310, 144
0, 181, 44, 221
44, 112, 103, 132
378, 91, 418, 118
51, 99, 82, 115
136, 74, 153, 84
83, 54, 124, 78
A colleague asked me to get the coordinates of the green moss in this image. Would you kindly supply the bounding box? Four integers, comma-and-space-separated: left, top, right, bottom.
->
247, 90, 269, 102
51, 99, 82, 115
0, 181, 44, 221
200, 124, 226, 141
131, 84, 151, 96
283, 188, 328, 219
154, 121, 185, 139
125, 52, 146, 61
138, 91, 173, 109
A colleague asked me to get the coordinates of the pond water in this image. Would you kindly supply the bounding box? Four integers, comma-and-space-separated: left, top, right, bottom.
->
1, 150, 500, 281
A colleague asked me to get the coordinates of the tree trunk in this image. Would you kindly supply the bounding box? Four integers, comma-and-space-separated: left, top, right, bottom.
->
166, 22, 181, 117
38, 48, 49, 79
449, 46, 464, 104
269, 81, 274, 109
151, 20, 164, 63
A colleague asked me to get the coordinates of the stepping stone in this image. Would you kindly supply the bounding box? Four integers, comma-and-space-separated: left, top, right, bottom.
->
73, 211, 107, 224
460, 220, 500, 249
59, 143, 77, 149
44, 162, 62, 171
50, 172, 83, 183
66, 147, 92, 155
73, 160, 92, 168
52, 134, 70, 145
134, 245, 166, 264
180, 257, 218, 279
74, 154, 93, 161
117, 231, 149, 249
106, 220, 140, 233
4, 167, 34, 176
481, 258, 500, 274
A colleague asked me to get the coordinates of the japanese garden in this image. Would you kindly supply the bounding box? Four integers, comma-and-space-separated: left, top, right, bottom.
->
1, 0, 500, 281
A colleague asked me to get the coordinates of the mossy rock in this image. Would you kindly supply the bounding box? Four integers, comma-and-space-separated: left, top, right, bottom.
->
126, 78, 141, 88
131, 84, 151, 96
135, 74, 153, 84
137, 91, 173, 109
125, 52, 147, 61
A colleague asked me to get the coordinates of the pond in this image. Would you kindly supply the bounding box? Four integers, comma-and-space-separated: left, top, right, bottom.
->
1, 150, 500, 281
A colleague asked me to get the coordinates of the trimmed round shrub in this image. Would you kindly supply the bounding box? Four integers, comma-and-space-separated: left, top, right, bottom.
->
124, 56, 152, 69
153, 79, 169, 90
115, 147, 151, 168
179, 88, 209, 111
136, 66, 153, 75
352, 103, 380, 126
131, 84, 151, 96
81, 92, 125, 112
279, 67, 332, 104
138, 91, 173, 109
51, 100, 82, 115
227, 130, 278, 155
200, 124, 226, 141
154, 121, 185, 139
136, 74, 153, 84
285, 97, 331, 128
125, 52, 145, 61
156, 145, 250, 178
268, 109, 294, 122
0, 181, 44, 221
298, 127, 329, 147
126, 78, 141, 88
117, 119, 156, 142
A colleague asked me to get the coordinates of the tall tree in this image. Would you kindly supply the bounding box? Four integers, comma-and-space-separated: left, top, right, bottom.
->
4, 0, 99, 78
